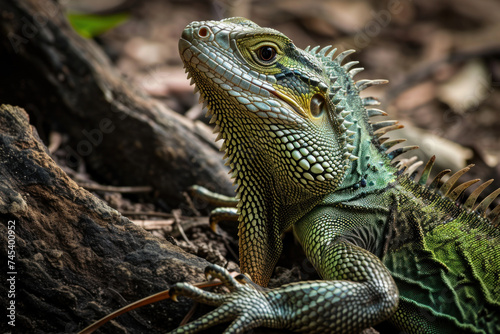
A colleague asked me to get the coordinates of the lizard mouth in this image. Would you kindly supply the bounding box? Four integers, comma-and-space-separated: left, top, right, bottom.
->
178, 38, 190, 55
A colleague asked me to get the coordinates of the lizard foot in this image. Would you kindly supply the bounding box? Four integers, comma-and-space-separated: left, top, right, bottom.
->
168, 264, 279, 334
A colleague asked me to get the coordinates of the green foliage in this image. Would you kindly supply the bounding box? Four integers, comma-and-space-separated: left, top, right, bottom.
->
67, 13, 129, 38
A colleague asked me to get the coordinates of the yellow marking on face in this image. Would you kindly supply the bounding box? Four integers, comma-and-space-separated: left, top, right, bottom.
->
272, 84, 330, 124
270, 88, 308, 118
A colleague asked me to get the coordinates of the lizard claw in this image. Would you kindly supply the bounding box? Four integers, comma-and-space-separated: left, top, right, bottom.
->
168, 264, 277, 334
203, 264, 239, 290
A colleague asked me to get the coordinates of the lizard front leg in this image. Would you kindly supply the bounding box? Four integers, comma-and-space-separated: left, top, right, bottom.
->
290, 206, 400, 332
169, 207, 398, 334
169, 259, 397, 334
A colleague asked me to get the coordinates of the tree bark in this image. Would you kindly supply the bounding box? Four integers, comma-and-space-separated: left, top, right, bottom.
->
0, 104, 212, 332
0, 1, 236, 332
0, 0, 234, 206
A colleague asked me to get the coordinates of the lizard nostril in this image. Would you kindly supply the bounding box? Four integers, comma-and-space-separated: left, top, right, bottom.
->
197, 26, 210, 38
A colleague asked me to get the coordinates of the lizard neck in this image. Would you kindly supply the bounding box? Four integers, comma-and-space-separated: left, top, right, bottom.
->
216, 104, 327, 285
337, 121, 397, 196
218, 103, 326, 224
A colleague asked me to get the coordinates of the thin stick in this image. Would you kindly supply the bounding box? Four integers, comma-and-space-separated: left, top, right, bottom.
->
78, 183, 153, 193
121, 211, 175, 218
173, 209, 194, 246
78, 280, 224, 334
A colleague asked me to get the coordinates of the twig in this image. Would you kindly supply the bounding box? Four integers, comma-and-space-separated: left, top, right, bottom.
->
180, 302, 199, 326
106, 288, 150, 328
182, 191, 201, 216
173, 209, 194, 247
78, 182, 153, 193
130, 219, 175, 230
78, 276, 239, 334
220, 231, 239, 262
122, 210, 174, 218
123, 211, 209, 231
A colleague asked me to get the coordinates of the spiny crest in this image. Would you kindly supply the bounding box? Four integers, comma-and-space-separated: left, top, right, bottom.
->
408, 156, 500, 224
307, 43, 500, 223
306, 45, 415, 163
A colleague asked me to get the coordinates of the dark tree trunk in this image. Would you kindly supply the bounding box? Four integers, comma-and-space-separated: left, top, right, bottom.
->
0, 0, 234, 206
0, 104, 211, 333
0, 0, 235, 332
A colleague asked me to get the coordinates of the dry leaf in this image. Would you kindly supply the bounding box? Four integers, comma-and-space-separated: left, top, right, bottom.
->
437, 59, 490, 114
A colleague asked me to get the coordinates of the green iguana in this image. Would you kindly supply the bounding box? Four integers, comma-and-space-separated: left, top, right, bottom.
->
173, 17, 500, 334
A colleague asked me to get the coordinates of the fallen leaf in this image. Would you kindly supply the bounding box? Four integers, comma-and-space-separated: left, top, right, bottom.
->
437, 59, 490, 114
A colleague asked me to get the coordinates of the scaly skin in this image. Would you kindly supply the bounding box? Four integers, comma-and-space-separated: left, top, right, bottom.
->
174, 18, 500, 333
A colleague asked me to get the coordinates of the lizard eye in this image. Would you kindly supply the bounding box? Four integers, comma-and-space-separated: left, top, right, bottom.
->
310, 94, 326, 117
257, 46, 277, 63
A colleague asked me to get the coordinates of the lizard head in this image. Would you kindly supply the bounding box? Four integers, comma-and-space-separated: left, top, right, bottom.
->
179, 17, 355, 200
